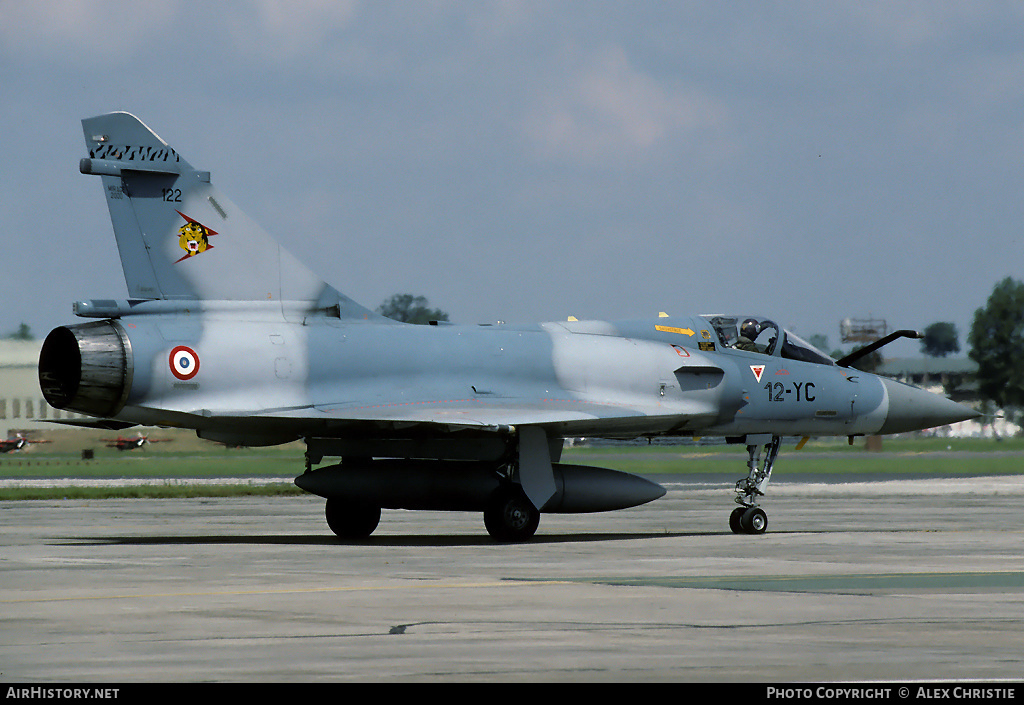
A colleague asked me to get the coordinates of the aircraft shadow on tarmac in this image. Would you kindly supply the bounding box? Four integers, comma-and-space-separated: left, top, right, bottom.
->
63, 531, 706, 548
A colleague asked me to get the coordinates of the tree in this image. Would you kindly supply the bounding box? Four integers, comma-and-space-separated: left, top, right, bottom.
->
846, 345, 883, 374
921, 321, 960, 357
376, 294, 450, 325
969, 277, 1024, 418
4, 322, 32, 340
807, 334, 829, 352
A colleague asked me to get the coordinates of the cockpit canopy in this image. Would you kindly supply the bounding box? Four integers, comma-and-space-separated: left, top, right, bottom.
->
701, 315, 834, 366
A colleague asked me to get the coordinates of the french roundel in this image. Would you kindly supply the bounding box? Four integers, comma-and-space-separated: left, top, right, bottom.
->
169, 346, 200, 380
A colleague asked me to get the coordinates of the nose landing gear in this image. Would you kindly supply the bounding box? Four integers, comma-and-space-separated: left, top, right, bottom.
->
731, 434, 780, 535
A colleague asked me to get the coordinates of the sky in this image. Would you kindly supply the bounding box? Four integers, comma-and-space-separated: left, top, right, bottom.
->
2, 1, 1022, 358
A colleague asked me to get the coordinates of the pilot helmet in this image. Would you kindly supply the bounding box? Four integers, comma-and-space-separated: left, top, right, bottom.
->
740, 318, 761, 340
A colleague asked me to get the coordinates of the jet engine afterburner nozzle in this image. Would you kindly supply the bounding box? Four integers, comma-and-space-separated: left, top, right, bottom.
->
39, 320, 133, 418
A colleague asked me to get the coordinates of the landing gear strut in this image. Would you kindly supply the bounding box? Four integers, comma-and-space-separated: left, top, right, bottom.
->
731, 434, 780, 535
481, 427, 547, 542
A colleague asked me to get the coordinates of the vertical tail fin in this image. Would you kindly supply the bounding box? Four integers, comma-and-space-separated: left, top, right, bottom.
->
80, 112, 369, 316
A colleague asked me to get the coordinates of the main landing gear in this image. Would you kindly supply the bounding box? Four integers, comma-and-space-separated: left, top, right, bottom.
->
484, 486, 541, 543
325, 498, 381, 539
322, 485, 541, 542
731, 434, 780, 535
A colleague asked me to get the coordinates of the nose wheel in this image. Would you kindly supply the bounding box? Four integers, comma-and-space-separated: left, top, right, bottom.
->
730, 505, 768, 534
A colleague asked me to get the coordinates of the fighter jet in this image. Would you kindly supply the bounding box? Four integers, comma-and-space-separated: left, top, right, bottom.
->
39, 112, 979, 541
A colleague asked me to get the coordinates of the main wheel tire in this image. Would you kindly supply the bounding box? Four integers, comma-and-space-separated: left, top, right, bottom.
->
739, 506, 768, 535
325, 498, 381, 539
484, 488, 540, 542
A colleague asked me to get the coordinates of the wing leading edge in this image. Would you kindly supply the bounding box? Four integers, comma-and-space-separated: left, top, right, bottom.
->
202, 393, 720, 435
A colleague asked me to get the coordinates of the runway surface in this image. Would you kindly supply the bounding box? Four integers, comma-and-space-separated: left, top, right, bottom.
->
2, 474, 1023, 682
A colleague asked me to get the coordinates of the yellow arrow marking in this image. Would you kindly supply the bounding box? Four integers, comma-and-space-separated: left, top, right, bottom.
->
655, 325, 695, 336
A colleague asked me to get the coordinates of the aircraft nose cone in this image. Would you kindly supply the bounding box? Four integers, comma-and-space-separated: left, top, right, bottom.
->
878, 377, 981, 435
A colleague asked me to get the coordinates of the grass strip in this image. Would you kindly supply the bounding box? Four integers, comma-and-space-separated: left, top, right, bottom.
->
2, 437, 1020, 500
0, 483, 305, 501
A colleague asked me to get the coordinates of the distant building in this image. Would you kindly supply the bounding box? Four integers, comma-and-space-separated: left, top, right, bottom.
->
878, 357, 1020, 437
0, 340, 82, 438
877, 357, 978, 402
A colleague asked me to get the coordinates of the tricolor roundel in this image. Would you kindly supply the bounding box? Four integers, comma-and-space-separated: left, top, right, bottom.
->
169, 346, 200, 380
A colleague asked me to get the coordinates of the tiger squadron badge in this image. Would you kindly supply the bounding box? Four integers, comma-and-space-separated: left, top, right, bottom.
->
174, 211, 217, 263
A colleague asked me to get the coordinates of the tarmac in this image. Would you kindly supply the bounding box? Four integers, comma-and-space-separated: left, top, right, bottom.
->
2, 473, 1023, 683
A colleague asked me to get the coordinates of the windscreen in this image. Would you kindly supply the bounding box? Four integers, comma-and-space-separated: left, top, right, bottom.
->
781, 331, 834, 366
